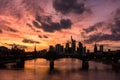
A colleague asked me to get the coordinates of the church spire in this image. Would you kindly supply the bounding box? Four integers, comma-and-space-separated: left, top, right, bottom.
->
34, 44, 36, 52
71, 36, 73, 41
34, 44, 37, 57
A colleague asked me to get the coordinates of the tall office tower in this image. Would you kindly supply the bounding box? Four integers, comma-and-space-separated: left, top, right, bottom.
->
49, 45, 55, 52
55, 44, 61, 53
71, 36, 76, 53
65, 42, 69, 52
83, 46, 86, 54
60, 45, 64, 53
87, 49, 90, 54
100, 45, 104, 52
77, 42, 83, 54
94, 43, 98, 53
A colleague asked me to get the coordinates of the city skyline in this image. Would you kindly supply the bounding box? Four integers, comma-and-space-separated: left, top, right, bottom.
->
48, 36, 106, 53
0, 0, 120, 51
0, 36, 111, 53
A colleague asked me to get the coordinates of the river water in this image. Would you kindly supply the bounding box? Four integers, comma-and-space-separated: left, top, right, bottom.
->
0, 58, 119, 80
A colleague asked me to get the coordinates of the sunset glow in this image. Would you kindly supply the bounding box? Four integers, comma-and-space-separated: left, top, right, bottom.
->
0, 0, 120, 52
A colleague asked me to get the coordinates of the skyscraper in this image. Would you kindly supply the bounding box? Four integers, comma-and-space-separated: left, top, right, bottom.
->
66, 42, 69, 49
65, 42, 69, 53
94, 43, 98, 53
55, 44, 63, 53
87, 49, 90, 54
77, 42, 83, 54
49, 45, 55, 52
55, 44, 61, 53
71, 36, 76, 53
83, 46, 86, 54
100, 45, 104, 52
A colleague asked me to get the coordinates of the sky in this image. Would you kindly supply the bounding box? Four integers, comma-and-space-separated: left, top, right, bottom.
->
0, 0, 120, 52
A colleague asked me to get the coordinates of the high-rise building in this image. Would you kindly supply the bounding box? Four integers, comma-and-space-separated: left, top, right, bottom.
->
94, 43, 98, 53
55, 44, 64, 53
77, 42, 83, 54
83, 46, 86, 54
55, 44, 61, 53
65, 42, 71, 54
71, 36, 76, 52
60, 45, 64, 53
87, 49, 90, 54
108, 49, 111, 52
65, 42, 70, 51
49, 45, 55, 52
100, 45, 104, 52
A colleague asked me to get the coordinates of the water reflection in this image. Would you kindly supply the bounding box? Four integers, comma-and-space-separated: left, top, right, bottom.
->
0, 59, 119, 80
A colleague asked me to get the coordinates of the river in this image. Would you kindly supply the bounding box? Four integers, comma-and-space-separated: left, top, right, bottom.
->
0, 58, 119, 80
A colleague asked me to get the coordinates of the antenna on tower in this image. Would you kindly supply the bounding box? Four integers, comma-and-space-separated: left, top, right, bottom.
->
71, 36, 73, 40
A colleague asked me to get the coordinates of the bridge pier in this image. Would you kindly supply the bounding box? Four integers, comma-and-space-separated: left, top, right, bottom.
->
82, 60, 89, 70
13, 59, 25, 69
50, 60, 54, 69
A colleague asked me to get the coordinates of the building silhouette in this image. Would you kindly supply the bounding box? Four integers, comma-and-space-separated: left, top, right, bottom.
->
77, 42, 83, 54
71, 36, 76, 53
87, 49, 90, 54
94, 43, 98, 53
100, 45, 104, 52
55, 44, 61, 53
65, 42, 70, 53
83, 46, 86, 54
34, 45, 37, 57
55, 44, 64, 53
49, 45, 55, 52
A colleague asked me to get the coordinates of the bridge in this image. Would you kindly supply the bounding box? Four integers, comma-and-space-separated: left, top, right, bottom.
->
0, 51, 92, 70
0, 36, 119, 70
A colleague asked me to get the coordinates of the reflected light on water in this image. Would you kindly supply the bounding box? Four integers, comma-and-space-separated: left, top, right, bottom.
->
0, 59, 120, 80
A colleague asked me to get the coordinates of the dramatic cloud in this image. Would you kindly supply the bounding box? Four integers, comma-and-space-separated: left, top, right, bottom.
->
4, 43, 27, 49
0, 0, 13, 13
0, 0, 44, 19
43, 35, 48, 38
7, 27, 18, 32
53, 0, 89, 14
114, 8, 120, 18
38, 35, 48, 38
84, 8, 120, 44
0, 24, 18, 33
27, 23, 35, 31
112, 46, 120, 49
0, 29, 2, 33
83, 22, 104, 33
32, 21, 41, 28
85, 18, 120, 43
85, 33, 120, 43
0, 0, 120, 51
38, 35, 42, 38
110, 18, 120, 34
27, 23, 41, 32
0, 0, 23, 19
60, 19, 72, 29
109, 9, 120, 34
22, 39, 40, 44
33, 16, 72, 32
21, 0, 44, 15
